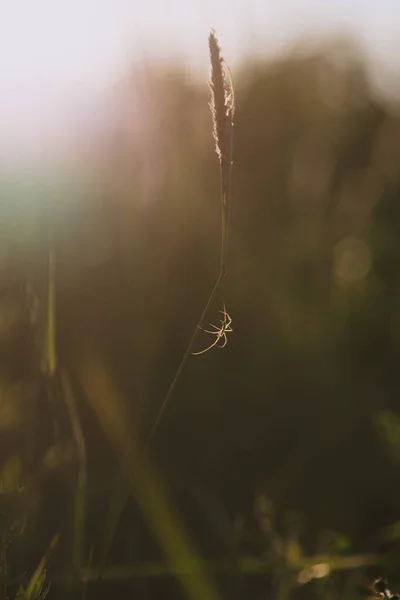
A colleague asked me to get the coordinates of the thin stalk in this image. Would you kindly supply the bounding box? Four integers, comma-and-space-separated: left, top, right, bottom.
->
44, 249, 57, 376
61, 370, 87, 576
143, 274, 223, 453
25, 533, 59, 600
100, 29, 235, 569
144, 28, 234, 454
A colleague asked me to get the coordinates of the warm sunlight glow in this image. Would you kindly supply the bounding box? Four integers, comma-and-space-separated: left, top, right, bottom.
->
0, 0, 133, 167
0, 0, 399, 168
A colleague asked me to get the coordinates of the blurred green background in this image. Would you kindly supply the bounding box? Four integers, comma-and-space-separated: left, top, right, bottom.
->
1, 36, 400, 599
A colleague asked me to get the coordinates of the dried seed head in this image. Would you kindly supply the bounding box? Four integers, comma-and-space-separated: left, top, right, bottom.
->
208, 30, 234, 164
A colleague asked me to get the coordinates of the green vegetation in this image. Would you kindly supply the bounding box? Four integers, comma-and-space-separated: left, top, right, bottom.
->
1, 32, 400, 598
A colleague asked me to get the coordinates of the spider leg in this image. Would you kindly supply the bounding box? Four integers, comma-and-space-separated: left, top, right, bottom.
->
219, 302, 227, 314
193, 304, 232, 356
191, 336, 221, 355
220, 310, 232, 329
221, 318, 232, 331
216, 333, 228, 348
199, 324, 221, 334
198, 325, 214, 334
199, 323, 221, 333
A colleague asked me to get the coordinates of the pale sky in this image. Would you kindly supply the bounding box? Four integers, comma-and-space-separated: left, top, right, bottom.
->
0, 0, 399, 169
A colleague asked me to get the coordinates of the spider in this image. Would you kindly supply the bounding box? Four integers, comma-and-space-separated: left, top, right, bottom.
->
192, 303, 233, 355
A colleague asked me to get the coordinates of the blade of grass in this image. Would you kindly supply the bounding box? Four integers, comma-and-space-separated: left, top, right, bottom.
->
100, 29, 235, 569
97, 464, 131, 572
144, 28, 235, 454
61, 370, 87, 575
43, 249, 56, 376
25, 533, 59, 600
75, 344, 221, 600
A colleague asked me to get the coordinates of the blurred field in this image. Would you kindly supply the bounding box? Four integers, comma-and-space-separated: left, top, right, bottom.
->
1, 34, 400, 599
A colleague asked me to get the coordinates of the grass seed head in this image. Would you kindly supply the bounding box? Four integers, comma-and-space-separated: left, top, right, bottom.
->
208, 29, 235, 165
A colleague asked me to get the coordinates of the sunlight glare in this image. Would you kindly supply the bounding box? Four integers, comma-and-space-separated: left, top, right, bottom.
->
0, 0, 133, 168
